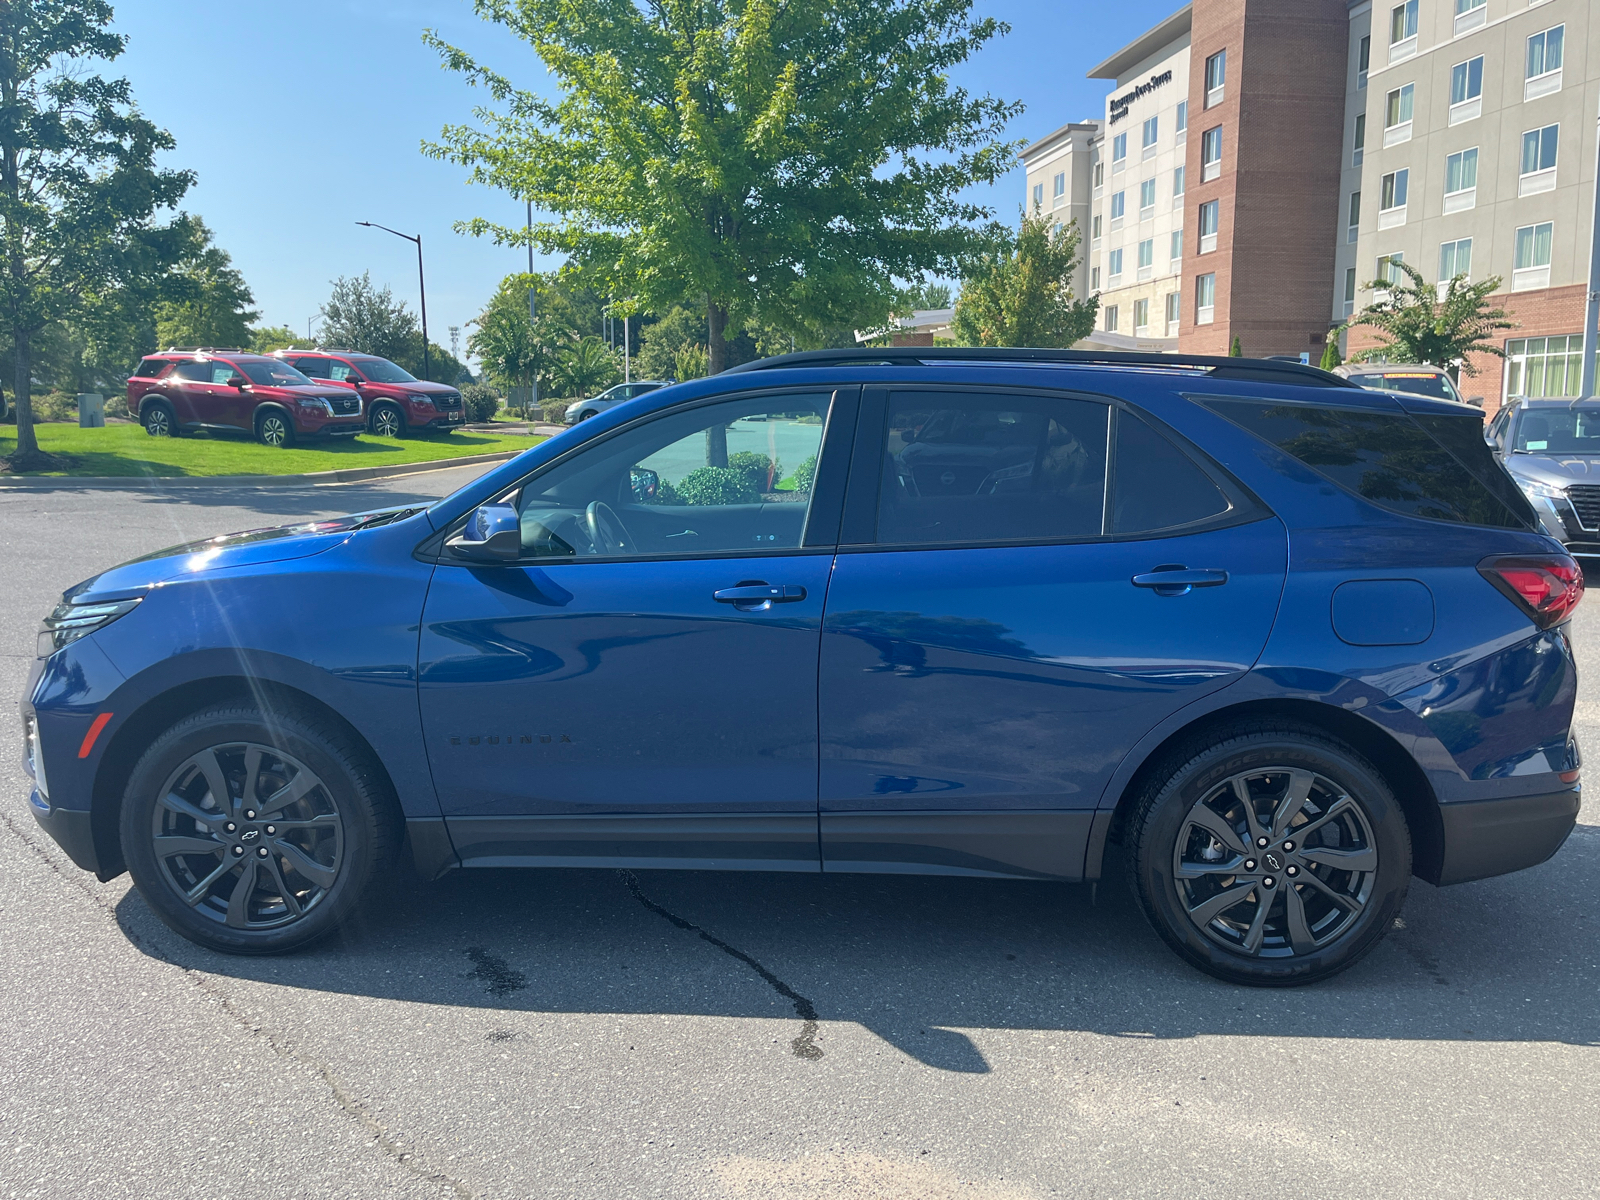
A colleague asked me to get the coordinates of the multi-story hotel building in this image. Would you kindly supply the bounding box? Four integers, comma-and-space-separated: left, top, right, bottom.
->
1022, 0, 1597, 410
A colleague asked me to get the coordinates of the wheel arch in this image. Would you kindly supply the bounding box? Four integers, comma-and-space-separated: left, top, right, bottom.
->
1093, 698, 1445, 885
89, 676, 403, 882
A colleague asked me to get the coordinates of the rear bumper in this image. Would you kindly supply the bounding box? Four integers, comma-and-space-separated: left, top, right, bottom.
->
1436, 785, 1580, 885
29, 788, 99, 874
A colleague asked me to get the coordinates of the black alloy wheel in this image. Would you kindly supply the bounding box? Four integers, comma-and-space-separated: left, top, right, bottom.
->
121, 703, 398, 954
142, 401, 175, 437
256, 410, 295, 447
1129, 725, 1411, 986
370, 402, 404, 438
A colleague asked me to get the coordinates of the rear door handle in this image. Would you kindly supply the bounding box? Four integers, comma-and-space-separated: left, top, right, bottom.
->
714, 584, 807, 607
1131, 567, 1229, 596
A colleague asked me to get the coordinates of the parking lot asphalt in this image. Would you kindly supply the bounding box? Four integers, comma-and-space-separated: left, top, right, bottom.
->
3, 469, 1599, 1200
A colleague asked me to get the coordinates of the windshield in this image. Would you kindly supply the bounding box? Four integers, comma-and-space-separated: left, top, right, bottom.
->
1513, 407, 1600, 454
239, 360, 314, 387
354, 358, 418, 383
1354, 371, 1462, 402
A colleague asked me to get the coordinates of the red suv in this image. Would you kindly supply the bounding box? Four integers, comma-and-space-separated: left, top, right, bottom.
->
128, 351, 365, 446
273, 350, 465, 437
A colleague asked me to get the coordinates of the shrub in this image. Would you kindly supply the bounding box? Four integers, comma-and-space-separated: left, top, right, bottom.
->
675, 466, 758, 506
674, 343, 709, 381
1319, 341, 1343, 371
782, 454, 818, 493
459, 382, 501, 423
726, 450, 780, 493
540, 397, 571, 423
32, 392, 76, 422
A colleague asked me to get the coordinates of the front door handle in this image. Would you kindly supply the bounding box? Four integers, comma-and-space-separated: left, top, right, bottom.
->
1131, 566, 1229, 597
713, 583, 807, 606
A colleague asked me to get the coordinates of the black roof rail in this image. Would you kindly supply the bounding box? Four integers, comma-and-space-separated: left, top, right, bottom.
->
720, 347, 1360, 389
162, 346, 249, 354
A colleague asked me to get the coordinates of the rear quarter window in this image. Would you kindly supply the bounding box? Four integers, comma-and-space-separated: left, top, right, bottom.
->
132, 357, 169, 379
1204, 397, 1533, 530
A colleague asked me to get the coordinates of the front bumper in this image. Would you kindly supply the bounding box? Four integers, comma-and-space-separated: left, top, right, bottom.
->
28, 787, 99, 874
1436, 785, 1580, 885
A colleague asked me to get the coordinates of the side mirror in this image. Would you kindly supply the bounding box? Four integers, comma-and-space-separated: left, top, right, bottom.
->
228, 375, 249, 389
1468, 396, 1485, 407
629, 466, 660, 503
445, 503, 521, 562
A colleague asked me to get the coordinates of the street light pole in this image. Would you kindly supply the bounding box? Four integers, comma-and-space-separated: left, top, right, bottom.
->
526, 200, 537, 420
1580, 97, 1600, 399
356, 221, 431, 381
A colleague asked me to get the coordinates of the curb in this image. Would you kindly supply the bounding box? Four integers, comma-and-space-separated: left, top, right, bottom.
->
0, 450, 526, 491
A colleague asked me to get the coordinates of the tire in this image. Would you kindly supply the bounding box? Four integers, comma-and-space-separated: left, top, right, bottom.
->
1127, 723, 1411, 986
369, 402, 404, 438
120, 703, 399, 955
578, 409, 597, 421
142, 400, 177, 438
255, 409, 295, 447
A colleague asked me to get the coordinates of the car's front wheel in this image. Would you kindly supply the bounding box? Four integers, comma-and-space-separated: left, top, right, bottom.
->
1128, 725, 1411, 986
120, 703, 399, 954
369, 401, 404, 438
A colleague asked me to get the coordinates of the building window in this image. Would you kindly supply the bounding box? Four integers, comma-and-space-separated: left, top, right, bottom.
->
1200, 126, 1222, 182
1344, 267, 1357, 317
1134, 298, 1150, 333
1053, 171, 1066, 199
1379, 168, 1408, 227
1032, 182, 1044, 209
1165, 291, 1180, 334
1108, 247, 1124, 282
1172, 165, 1185, 204
1449, 56, 1483, 124
1170, 229, 1184, 261
1376, 252, 1405, 286
1091, 213, 1102, 243
1348, 190, 1361, 242
1390, 0, 1418, 59
1142, 116, 1159, 160
1358, 35, 1371, 89
1520, 124, 1559, 195
1093, 161, 1104, 189
1137, 238, 1154, 281
1204, 50, 1226, 107
1513, 221, 1553, 291
1110, 190, 1125, 229
1139, 178, 1156, 218
1445, 148, 1478, 211
1526, 25, 1564, 83
1091, 266, 1100, 291
1104, 304, 1119, 332
1112, 132, 1128, 170
1199, 199, 1220, 253
1454, 0, 1486, 36
1353, 113, 1365, 165
1196, 273, 1216, 324
1175, 100, 1187, 136
1506, 336, 1596, 399
1383, 84, 1414, 145
1439, 237, 1473, 283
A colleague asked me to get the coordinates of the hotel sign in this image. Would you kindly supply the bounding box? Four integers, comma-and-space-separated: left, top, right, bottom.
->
1109, 70, 1174, 124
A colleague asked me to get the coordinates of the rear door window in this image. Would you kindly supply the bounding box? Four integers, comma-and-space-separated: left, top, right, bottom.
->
170, 361, 212, 381
1112, 411, 1232, 534
1205, 397, 1532, 529
293, 356, 332, 379
877, 392, 1110, 545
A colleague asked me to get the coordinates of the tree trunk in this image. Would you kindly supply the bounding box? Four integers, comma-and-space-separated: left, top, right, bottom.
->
707, 301, 729, 375
12, 327, 36, 455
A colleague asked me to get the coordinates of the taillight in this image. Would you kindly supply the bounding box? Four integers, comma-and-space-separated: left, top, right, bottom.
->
1478, 554, 1584, 630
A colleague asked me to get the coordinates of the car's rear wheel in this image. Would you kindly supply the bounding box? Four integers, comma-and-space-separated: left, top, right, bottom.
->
121, 703, 399, 954
369, 402, 404, 438
256, 410, 295, 447
142, 401, 178, 437
1128, 725, 1411, 986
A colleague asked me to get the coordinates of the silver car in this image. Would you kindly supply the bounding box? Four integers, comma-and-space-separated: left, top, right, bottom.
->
1487, 397, 1600, 554
1335, 363, 1475, 406
563, 380, 668, 424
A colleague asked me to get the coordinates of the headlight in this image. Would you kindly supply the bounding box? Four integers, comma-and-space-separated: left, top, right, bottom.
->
24, 714, 47, 799
38, 597, 142, 655
1518, 478, 1567, 501
297, 398, 332, 414
407, 393, 435, 406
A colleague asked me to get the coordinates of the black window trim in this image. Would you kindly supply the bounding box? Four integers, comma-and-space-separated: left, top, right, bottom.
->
837, 381, 1269, 556
414, 384, 860, 566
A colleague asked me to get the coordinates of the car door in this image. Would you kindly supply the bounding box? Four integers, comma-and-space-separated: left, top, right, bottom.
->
817, 386, 1288, 880
418, 387, 855, 870
204, 361, 254, 429
163, 361, 213, 426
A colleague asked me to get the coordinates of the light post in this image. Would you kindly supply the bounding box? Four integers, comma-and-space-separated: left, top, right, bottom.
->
526, 201, 536, 418
1580, 95, 1600, 399
356, 221, 430, 381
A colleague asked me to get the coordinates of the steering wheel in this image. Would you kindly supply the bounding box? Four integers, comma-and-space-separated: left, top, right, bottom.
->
585, 501, 635, 555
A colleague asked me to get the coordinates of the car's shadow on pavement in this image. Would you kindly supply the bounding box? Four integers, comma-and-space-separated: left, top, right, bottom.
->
115, 823, 1600, 1072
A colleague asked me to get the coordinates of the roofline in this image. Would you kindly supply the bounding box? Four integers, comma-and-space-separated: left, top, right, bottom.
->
1087, 5, 1192, 81
719, 347, 1359, 389
1020, 120, 1103, 162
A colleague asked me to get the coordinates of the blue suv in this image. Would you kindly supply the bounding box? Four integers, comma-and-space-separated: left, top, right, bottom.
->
21, 350, 1583, 985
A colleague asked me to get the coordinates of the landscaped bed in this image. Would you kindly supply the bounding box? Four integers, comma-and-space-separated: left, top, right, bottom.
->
0, 423, 544, 477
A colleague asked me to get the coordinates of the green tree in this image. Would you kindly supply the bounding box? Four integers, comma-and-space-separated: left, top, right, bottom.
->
551, 334, 620, 398
1319, 340, 1343, 371
674, 343, 709, 381
251, 325, 309, 353
1229, 335, 1243, 357
902, 280, 954, 311
468, 272, 573, 414
154, 218, 258, 349
425, 0, 1020, 373
0, 0, 192, 467
951, 211, 1096, 347
1334, 260, 1514, 380
317, 272, 417, 362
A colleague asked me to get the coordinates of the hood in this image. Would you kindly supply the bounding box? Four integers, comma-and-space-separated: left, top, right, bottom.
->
61, 507, 423, 604
364, 379, 458, 395
255, 384, 354, 401
1504, 454, 1600, 488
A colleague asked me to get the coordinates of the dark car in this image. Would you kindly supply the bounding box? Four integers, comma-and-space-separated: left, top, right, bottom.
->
127, 351, 364, 446
274, 350, 465, 437
28, 349, 1581, 986
1486, 397, 1600, 555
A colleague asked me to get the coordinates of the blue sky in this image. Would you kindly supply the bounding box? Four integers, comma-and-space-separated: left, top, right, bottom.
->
114, 0, 1177, 345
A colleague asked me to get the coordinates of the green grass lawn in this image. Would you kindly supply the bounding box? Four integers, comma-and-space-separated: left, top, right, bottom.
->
0, 422, 544, 477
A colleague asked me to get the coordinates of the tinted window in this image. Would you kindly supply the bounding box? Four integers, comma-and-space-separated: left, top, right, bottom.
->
1352, 371, 1460, 402
292, 357, 332, 379
1206, 398, 1529, 529
133, 357, 168, 379
877, 392, 1109, 545
1113, 412, 1231, 534
171, 361, 212, 381
1414, 411, 1538, 527
238, 360, 314, 387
